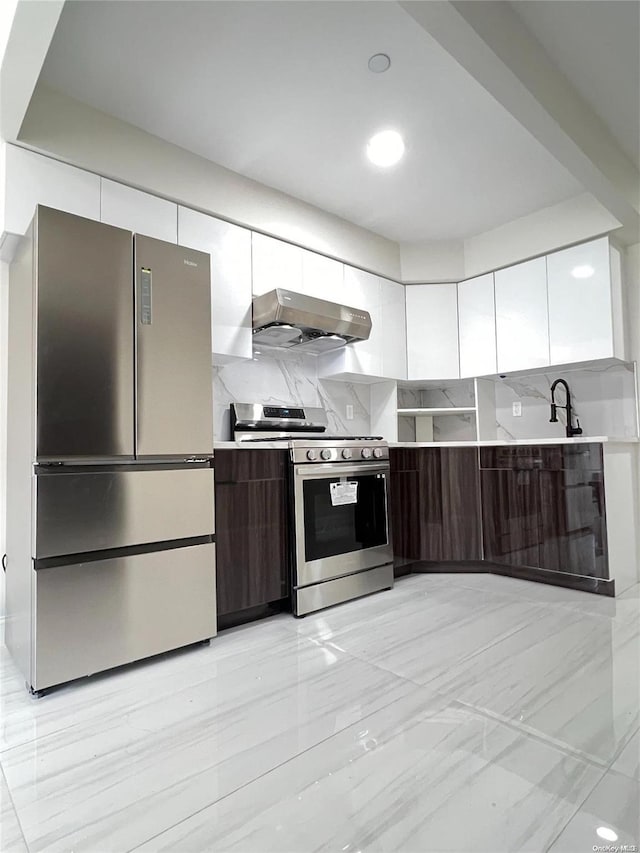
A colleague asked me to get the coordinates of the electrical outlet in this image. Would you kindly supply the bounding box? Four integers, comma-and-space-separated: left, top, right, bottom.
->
346, 404, 354, 420
512, 402, 522, 417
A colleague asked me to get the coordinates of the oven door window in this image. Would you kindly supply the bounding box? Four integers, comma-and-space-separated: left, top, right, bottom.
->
302, 473, 388, 562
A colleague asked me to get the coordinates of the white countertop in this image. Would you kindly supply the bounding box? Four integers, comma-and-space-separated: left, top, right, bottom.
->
389, 436, 639, 448
214, 436, 639, 450
214, 440, 292, 449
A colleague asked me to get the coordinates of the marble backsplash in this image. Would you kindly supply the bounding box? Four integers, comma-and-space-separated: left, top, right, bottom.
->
397, 382, 477, 442
212, 352, 371, 440
396, 364, 639, 443
494, 363, 639, 440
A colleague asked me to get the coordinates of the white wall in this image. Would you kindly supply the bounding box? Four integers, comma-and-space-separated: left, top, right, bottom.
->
400, 239, 464, 283
399, 193, 624, 282
625, 242, 640, 365
464, 193, 622, 278
19, 85, 401, 280
0, 260, 8, 610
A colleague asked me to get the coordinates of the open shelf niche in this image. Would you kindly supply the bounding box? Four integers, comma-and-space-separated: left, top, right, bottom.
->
396, 378, 498, 443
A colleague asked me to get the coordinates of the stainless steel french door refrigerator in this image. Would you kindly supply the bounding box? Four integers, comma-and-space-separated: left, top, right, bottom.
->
5, 206, 216, 693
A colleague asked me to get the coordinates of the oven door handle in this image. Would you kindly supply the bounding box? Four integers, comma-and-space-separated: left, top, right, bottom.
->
296, 463, 389, 478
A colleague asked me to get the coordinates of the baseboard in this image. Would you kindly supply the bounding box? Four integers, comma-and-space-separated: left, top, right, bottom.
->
403, 559, 615, 597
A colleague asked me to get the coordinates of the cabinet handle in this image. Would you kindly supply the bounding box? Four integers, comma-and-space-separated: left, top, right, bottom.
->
1, 554, 6, 572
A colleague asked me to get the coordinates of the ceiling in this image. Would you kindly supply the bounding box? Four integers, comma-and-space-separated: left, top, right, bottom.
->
511, 1, 640, 170
38, 1, 634, 244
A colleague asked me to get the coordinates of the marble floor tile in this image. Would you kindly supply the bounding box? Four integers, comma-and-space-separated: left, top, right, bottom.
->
611, 728, 640, 781
134, 690, 605, 853
430, 606, 640, 765
291, 579, 548, 687
0, 617, 297, 751
1, 623, 417, 852
0, 764, 27, 853
548, 770, 640, 852
281, 573, 452, 642
1, 572, 638, 853
440, 573, 640, 622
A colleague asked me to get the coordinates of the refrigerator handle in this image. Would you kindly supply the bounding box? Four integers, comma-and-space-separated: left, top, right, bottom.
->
140, 267, 153, 325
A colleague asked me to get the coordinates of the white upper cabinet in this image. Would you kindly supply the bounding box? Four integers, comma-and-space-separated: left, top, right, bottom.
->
3, 145, 101, 239
338, 266, 383, 377
380, 279, 407, 380
406, 283, 460, 380
251, 232, 303, 295
318, 266, 384, 380
301, 249, 344, 301
495, 257, 549, 373
457, 273, 497, 378
100, 179, 177, 242
178, 207, 252, 362
547, 237, 624, 364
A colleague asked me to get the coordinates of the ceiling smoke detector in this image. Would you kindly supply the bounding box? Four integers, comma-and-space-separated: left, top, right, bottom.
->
368, 53, 391, 73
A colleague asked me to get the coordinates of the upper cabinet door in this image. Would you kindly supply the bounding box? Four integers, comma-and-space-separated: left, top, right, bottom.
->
4, 145, 101, 237
342, 266, 383, 377
251, 232, 303, 295
301, 249, 344, 302
380, 279, 407, 380
547, 238, 615, 364
178, 207, 252, 362
458, 273, 497, 378
406, 284, 460, 380
495, 257, 549, 373
101, 179, 177, 243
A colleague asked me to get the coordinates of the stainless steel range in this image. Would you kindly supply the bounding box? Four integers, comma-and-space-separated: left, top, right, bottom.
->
231, 404, 394, 616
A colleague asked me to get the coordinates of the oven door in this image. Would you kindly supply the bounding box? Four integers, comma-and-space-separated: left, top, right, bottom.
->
293, 462, 393, 587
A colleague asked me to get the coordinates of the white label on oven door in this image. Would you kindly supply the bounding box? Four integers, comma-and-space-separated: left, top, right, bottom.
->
330, 481, 358, 506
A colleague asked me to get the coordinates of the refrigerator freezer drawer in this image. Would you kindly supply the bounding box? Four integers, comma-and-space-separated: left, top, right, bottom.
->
33, 543, 216, 690
36, 468, 214, 558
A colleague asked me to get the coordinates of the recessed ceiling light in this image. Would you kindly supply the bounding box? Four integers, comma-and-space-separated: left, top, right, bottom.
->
596, 827, 618, 842
571, 264, 595, 279
368, 53, 391, 73
366, 130, 405, 167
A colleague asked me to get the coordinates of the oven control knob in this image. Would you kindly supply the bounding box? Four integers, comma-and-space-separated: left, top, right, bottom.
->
373, 447, 384, 459
361, 447, 372, 459
342, 448, 352, 460
320, 448, 332, 460
307, 449, 318, 461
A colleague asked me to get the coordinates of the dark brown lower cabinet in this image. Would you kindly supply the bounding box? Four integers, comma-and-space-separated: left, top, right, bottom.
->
389, 447, 482, 571
480, 443, 608, 579
215, 450, 289, 616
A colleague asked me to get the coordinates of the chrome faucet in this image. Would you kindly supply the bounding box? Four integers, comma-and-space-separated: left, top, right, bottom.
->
549, 378, 582, 438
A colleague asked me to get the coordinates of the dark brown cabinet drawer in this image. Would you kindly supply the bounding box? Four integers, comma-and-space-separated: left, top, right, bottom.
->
215, 448, 287, 483
480, 443, 603, 472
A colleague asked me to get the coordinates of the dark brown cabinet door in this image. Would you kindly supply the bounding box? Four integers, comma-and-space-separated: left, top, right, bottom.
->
215, 450, 288, 616
538, 468, 608, 578
440, 448, 482, 560
481, 469, 542, 567
389, 469, 422, 566
389, 447, 481, 568
480, 443, 608, 578
390, 450, 422, 574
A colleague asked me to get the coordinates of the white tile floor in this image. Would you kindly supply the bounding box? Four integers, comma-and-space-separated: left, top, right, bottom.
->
1, 573, 639, 852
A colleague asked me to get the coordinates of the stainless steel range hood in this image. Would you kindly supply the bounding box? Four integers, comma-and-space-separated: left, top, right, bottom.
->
252, 289, 371, 353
